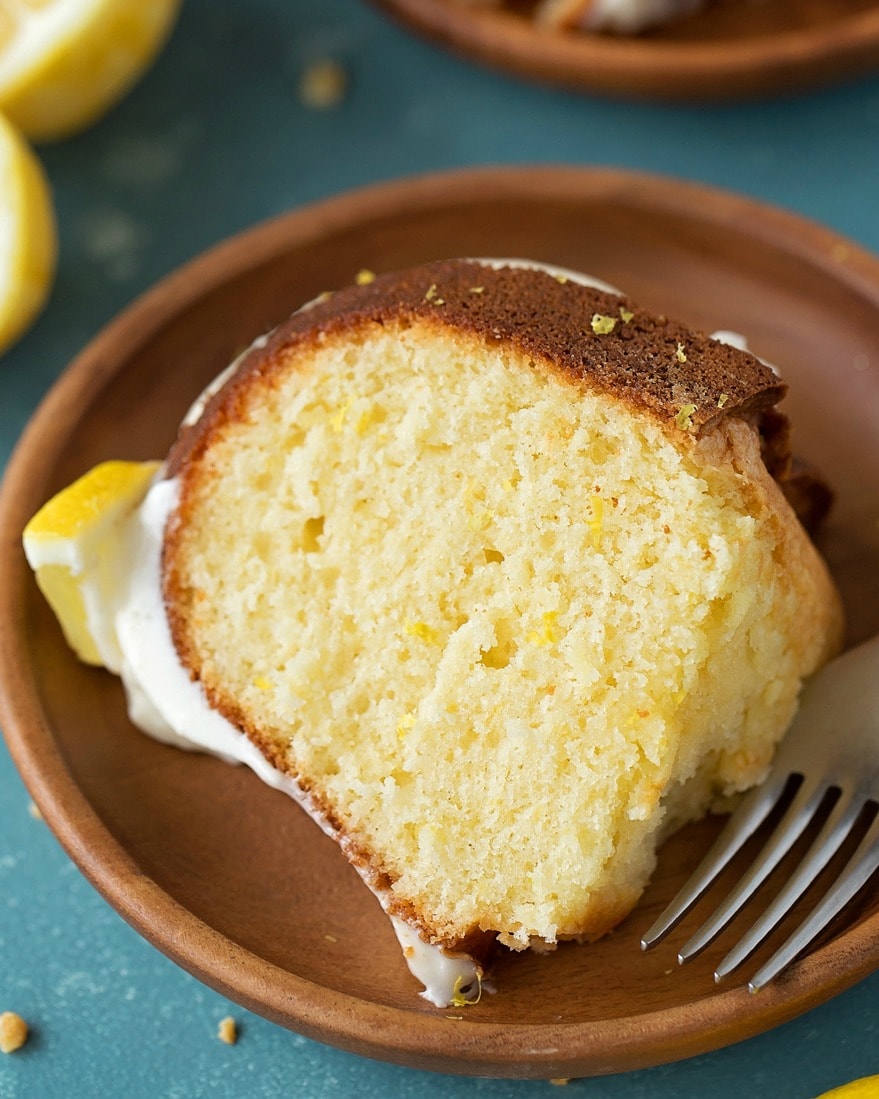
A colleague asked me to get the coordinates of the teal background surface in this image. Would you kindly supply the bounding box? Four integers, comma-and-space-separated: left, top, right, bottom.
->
2, 1, 878, 1096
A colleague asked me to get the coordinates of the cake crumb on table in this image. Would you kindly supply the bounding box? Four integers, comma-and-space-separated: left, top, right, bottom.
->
0, 1012, 29, 1054
217, 1016, 237, 1045
298, 59, 347, 110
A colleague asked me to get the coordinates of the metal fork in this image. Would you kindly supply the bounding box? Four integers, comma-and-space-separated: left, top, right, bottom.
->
641, 635, 879, 992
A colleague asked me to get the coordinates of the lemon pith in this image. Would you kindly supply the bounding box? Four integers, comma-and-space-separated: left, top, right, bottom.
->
0, 0, 182, 141
0, 110, 56, 354
23, 460, 161, 667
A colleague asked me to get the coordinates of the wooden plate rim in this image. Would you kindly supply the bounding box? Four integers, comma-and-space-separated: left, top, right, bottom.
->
2, 166, 879, 1078
371, 0, 879, 99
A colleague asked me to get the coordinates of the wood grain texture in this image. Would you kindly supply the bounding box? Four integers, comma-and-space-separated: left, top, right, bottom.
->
1, 167, 878, 1078
370, 0, 879, 99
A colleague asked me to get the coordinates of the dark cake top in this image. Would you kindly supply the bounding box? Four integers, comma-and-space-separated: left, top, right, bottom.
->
167, 259, 788, 477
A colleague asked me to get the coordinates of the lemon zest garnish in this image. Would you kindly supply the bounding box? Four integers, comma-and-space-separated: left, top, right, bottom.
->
675, 342, 687, 363
355, 268, 375, 285
450, 973, 483, 1007
405, 621, 439, 645
422, 281, 445, 305
397, 711, 416, 739
469, 285, 484, 294
619, 306, 634, 323
674, 404, 697, 432
554, 274, 568, 284
591, 313, 617, 335
252, 675, 272, 691
717, 393, 729, 409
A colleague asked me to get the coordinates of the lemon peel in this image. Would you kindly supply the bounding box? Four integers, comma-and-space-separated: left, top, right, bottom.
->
449, 973, 482, 1007
424, 283, 445, 306
590, 313, 617, 335
674, 404, 697, 432
0, 112, 56, 355
816, 1075, 879, 1098
0, 0, 182, 141
23, 459, 160, 667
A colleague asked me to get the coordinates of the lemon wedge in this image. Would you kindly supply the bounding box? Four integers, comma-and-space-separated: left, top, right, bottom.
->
817, 1076, 879, 1098
0, 110, 56, 355
0, 0, 182, 141
23, 460, 161, 668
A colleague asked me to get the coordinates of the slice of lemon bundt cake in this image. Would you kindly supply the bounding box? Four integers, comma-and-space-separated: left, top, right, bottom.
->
25, 258, 843, 1004
161, 260, 842, 966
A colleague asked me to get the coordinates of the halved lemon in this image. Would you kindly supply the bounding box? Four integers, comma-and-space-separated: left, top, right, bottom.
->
0, 0, 182, 142
23, 459, 161, 668
0, 110, 56, 354
817, 1075, 879, 1098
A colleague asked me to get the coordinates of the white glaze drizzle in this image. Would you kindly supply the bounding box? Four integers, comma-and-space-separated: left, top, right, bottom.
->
107, 476, 481, 1006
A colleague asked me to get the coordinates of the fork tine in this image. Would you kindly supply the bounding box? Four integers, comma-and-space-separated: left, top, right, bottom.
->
641, 772, 790, 950
714, 790, 866, 981
677, 778, 832, 962
747, 810, 879, 992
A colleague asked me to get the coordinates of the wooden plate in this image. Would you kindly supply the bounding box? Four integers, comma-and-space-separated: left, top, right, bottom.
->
2, 167, 879, 1079
371, 0, 879, 100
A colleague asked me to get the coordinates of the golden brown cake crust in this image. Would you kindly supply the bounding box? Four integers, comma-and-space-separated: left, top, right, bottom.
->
166, 260, 786, 478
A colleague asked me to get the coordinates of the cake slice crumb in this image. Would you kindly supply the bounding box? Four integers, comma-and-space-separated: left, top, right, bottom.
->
217, 1016, 237, 1045
0, 1012, 29, 1054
